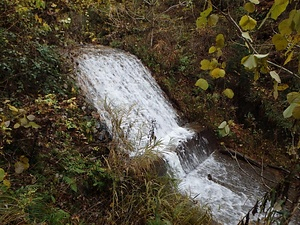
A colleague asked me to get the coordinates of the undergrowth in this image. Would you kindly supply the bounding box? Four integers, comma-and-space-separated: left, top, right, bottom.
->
0, 92, 212, 224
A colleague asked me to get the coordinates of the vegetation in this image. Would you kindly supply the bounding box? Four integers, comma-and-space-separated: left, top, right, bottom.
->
0, 0, 212, 224
1, 0, 299, 224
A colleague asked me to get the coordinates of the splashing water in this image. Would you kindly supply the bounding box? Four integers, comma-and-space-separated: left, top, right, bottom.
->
73, 45, 267, 224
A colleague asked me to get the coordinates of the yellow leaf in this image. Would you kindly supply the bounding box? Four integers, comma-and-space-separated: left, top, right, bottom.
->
273, 82, 279, 100
287, 92, 300, 104
253, 53, 269, 59
4, 121, 10, 128
210, 68, 226, 79
0, 168, 4, 181
223, 88, 234, 99
29, 122, 41, 129
209, 58, 218, 70
43, 22, 51, 31
277, 84, 289, 91
242, 32, 253, 42
207, 14, 219, 27
196, 6, 212, 28
200, 5, 212, 18
218, 121, 227, 129
241, 55, 257, 70
272, 34, 288, 51
292, 105, 300, 119
15, 162, 25, 174
284, 51, 293, 65
20, 117, 28, 126
283, 103, 297, 118
216, 34, 225, 48
196, 17, 207, 28
249, 0, 259, 4
239, 15, 257, 31
20, 156, 29, 164
209, 46, 217, 54
34, 14, 42, 23
3, 179, 11, 188
217, 49, 223, 58
200, 59, 211, 70
270, 71, 281, 83
244, 2, 255, 13
27, 114, 35, 121
195, 78, 209, 90
7, 104, 19, 113
221, 62, 226, 69
292, 10, 300, 33
270, 0, 289, 20
13, 123, 21, 129
278, 19, 292, 35
254, 70, 260, 81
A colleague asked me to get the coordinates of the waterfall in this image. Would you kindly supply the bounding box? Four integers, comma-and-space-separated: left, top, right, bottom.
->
73, 45, 266, 225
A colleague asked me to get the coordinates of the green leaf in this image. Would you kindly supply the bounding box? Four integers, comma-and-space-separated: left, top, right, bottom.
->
270, 0, 289, 20
223, 88, 234, 99
64, 177, 77, 192
218, 121, 230, 137
195, 78, 209, 90
210, 68, 226, 79
71, 183, 78, 192
0, 168, 5, 181
239, 15, 257, 30
244, 2, 255, 13
200, 59, 211, 70
216, 34, 225, 48
272, 34, 288, 51
270, 71, 281, 83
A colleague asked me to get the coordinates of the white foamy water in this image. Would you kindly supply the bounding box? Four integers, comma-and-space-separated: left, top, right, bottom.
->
73, 45, 264, 225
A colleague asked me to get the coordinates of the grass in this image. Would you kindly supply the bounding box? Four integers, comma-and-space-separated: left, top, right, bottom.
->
0, 93, 212, 225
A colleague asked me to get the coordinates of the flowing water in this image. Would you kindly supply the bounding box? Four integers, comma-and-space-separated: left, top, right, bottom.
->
73, 46, 284, 224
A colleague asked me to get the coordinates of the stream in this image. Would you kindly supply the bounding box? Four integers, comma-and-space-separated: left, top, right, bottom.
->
72, 45, 296, 225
